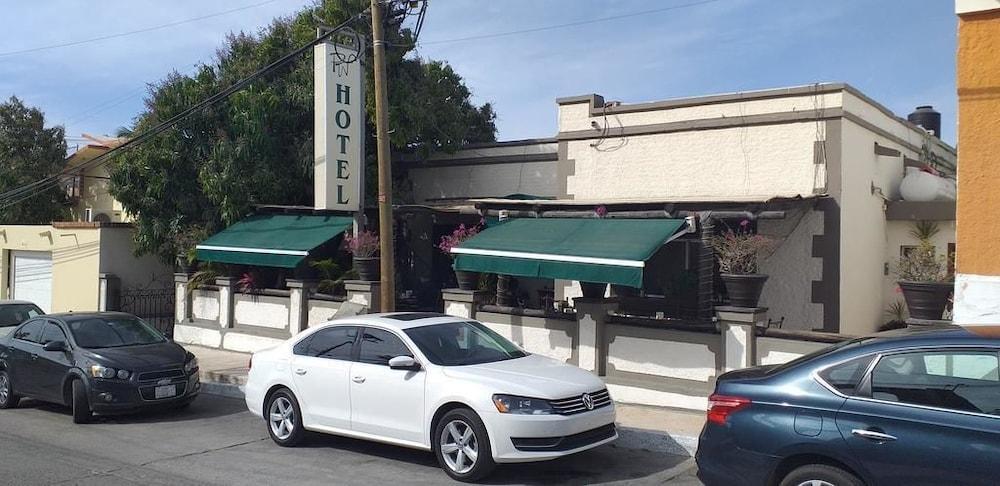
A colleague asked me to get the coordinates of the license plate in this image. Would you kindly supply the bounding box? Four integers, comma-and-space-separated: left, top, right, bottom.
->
154, 385, 176, 399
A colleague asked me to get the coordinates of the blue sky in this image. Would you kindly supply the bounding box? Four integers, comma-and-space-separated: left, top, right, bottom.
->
0, 0, 958, 149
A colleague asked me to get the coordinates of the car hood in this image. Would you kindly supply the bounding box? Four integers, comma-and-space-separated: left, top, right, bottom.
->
441, 354, 605, 399
84, 341, 188, 371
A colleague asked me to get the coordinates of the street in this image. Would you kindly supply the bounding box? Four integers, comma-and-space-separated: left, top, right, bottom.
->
0, 394, 700, 485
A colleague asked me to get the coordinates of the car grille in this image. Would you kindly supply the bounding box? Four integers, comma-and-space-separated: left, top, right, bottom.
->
549, 389, 612, 415
137, 369, 185, 382
511, 423, 617, 452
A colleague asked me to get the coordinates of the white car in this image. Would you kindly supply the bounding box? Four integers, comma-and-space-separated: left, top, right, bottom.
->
245, 313, 616, 481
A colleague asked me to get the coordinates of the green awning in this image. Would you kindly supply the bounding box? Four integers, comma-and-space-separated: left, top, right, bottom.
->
452, 218, 690, 288
196, 214, 353, 268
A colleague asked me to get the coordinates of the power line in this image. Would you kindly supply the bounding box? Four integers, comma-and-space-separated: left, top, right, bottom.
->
0, 10, 370, 210
0, 0, 287, 58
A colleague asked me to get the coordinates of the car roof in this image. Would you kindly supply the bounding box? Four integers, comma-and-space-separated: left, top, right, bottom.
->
322, 312, 468, 331
44, 311, 138, 322
845, 325, 1000, 354
0, 300, 40, 306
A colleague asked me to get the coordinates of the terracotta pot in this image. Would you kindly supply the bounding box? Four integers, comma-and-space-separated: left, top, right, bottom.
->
898, 281, 952, 320
455, 270, 480, 291
579, 281, 608, 298
721, 273, 769, 308
353, 257, 380, 282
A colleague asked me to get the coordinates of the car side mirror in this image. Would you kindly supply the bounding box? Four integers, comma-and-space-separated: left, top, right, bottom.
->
388, 355, 420, 371
43, 340, 67, 352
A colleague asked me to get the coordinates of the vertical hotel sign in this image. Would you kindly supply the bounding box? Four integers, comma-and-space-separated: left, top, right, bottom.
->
314, 40, 363, 211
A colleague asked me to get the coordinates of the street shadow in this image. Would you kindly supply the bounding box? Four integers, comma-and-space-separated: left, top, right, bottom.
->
15, 393, 246, 425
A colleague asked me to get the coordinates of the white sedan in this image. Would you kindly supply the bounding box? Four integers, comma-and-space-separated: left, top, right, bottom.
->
245, 313, 616, 481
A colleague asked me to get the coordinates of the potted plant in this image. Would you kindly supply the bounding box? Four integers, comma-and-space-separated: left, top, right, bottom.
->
345, 230, 380, 281
708, 221, 776, 308
438, 223, 482, 291
894, 221, 953, 320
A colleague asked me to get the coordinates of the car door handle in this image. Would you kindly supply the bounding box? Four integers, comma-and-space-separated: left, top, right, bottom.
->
294, 369, 307, 375
852, 429, 897, 442
352, 376, 365, 383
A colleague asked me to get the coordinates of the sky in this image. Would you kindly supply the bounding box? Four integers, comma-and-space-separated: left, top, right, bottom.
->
0, 0, 959, 149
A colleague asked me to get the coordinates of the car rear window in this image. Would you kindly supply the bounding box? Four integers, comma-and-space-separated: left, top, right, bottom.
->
818, 355, 875, 395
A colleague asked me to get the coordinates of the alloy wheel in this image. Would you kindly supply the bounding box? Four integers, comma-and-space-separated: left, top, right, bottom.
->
269, 396, 295, 440
439, 419, 478, 474
0, 375, 8, 404
795, 481, 836, 486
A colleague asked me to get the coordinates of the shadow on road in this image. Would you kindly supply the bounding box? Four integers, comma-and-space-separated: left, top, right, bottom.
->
16, 393, 246, 425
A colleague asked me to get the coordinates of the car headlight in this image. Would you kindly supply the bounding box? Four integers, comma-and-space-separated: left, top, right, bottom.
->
90, 365, 129, 380
492, 394, 555, 415
184, 357, 199, 373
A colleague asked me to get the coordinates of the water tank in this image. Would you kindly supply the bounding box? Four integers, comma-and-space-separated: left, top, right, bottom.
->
899, 167, 956, 202
907, 105, 941, 139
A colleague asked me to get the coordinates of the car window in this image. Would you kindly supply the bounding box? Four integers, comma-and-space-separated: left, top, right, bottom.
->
0, 304, 43, 327
870, 350, 1000, 415
68, 316, 165, 348
12, 319, 44, 343
405, 320, 527, 366
818, 355, 875, 395
358, 328, 411, 366
300, 327, 358, 360
38, 322, 67, 346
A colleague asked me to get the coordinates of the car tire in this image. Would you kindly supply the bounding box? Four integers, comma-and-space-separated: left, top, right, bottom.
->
779, 464, 864, 486
71, 380, 92, 424
265, 388, 305, 447
0, 370, 19, 409
433, 408, 496, 482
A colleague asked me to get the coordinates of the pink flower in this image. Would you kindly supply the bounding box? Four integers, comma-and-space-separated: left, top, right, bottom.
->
594, 205, 608, 218
739, 219, 750, 228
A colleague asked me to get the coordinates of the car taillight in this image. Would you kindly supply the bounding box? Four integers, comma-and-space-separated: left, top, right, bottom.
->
707, 394, 751, 425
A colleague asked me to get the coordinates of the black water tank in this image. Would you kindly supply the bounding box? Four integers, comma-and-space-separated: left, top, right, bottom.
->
908, 105, 941, 139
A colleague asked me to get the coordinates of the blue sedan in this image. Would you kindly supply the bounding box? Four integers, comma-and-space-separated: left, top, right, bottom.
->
696, 326, 1000, 486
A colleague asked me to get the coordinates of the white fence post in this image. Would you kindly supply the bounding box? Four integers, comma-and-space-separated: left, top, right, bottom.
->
717, 306, 767, 372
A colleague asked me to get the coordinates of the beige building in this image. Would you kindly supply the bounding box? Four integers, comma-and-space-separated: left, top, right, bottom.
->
406, 83, 957, 335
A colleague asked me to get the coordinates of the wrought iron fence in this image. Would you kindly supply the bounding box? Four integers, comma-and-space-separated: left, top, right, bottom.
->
119, 287, 175, 336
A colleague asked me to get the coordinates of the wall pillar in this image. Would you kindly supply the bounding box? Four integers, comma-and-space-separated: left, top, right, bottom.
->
215, 277, 236, 328
287, 279, 316, 335
346, 280, 381, 313
573, 297, 618, 374
98, 273, 120, 312
954, 2, 1000, 325
717, 306, 767, 372
442, 289, 488, 319
174, 273, 191, 324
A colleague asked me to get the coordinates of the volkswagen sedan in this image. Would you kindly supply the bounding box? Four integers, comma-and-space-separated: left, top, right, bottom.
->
245, 313, 616, 482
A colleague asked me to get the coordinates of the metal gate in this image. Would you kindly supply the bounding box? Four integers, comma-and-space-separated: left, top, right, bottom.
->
119, 287, 175, 336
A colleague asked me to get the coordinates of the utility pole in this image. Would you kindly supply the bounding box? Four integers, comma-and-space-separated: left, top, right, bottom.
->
370, 0, 395, 312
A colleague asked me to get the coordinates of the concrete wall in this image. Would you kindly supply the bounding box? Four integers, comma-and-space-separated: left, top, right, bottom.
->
191, 289, 220, 322
758, 209, 825, 331
476, 311, 577, 364
307, 298, 342, 327
234, 294, 290, 330
97, 227, 172, 290
409, 160, 559, 202
756, 336, 830, 366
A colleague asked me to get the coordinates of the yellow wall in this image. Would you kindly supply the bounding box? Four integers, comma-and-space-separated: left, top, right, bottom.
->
956, 9, 1000, 275
0, 225, 101, 312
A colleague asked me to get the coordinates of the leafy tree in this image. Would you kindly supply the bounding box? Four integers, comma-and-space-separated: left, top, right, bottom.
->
110, 0, 497, 261
0, 97, 69, 224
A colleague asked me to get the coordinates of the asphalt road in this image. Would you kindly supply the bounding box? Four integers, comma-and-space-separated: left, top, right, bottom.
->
0, 393, 700, 485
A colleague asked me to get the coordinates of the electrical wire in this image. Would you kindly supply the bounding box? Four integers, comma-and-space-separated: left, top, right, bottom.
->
0, 10, 369, 210
0, 0, 288, 58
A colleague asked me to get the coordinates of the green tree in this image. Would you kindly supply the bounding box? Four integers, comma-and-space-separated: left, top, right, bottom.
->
0, 97, 69, 224
110, 0, 496, 261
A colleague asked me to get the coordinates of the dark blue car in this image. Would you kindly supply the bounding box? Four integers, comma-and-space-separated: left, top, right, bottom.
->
696, 326, 1000, 486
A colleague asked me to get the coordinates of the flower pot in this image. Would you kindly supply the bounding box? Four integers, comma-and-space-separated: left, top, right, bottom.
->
898, 281, 952, 320
579, 281, 608, 299
353, 257, 380, 282
720, 273, 769, 308
455, 270, 480, 291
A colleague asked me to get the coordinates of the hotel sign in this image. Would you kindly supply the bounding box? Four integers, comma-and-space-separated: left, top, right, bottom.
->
314, 40, 363, 211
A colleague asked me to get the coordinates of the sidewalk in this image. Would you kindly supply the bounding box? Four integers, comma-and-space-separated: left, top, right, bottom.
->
191, 345, 704, 457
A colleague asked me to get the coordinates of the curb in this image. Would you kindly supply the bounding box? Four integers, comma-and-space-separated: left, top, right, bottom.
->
200, 380, 699, 456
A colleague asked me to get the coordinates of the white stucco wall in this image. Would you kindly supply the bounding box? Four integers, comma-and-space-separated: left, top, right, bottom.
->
307, 300, 342, 327
758, 209, 825, 331
606, 330, 716, 382
233, 294, 289, 329
191, 290, 220, 322
756, 336, 829, 365
98, 227, 172, 291
476, 313, 574, 364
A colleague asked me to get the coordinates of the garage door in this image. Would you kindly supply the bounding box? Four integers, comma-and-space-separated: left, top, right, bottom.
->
12, 251, 52, 313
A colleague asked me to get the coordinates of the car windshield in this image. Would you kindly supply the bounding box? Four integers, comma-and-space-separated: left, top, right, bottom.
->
68, 316, 166, 349
405, 321, 527, 366
0, 304, 43, 328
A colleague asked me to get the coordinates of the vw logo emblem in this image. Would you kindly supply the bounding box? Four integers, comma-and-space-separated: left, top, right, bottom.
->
581, 393, 594, 410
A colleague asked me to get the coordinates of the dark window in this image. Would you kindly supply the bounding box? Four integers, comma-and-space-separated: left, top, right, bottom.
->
0, 304, 43, 327
405, 321, 527, 366
293, 334, 314, 356
358, 328, 411, 366
303, 327, 358, 360
38, 322, 66, 346
68, 317, 165, 348
12, 320, 44, 343
870, 350, 1000, 415
818, 355, 874, 395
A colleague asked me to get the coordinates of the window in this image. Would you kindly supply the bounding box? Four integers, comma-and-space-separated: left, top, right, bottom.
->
12, 320, 44, 343
358, 328, 411, 366
818, 355, 875, 395
870, 350, 1000, 415
405, 321, 527, 366
38, 322, 66, 346
301, 327, 357, 360
0, 303, 43, 327
68, 317, 165, 348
